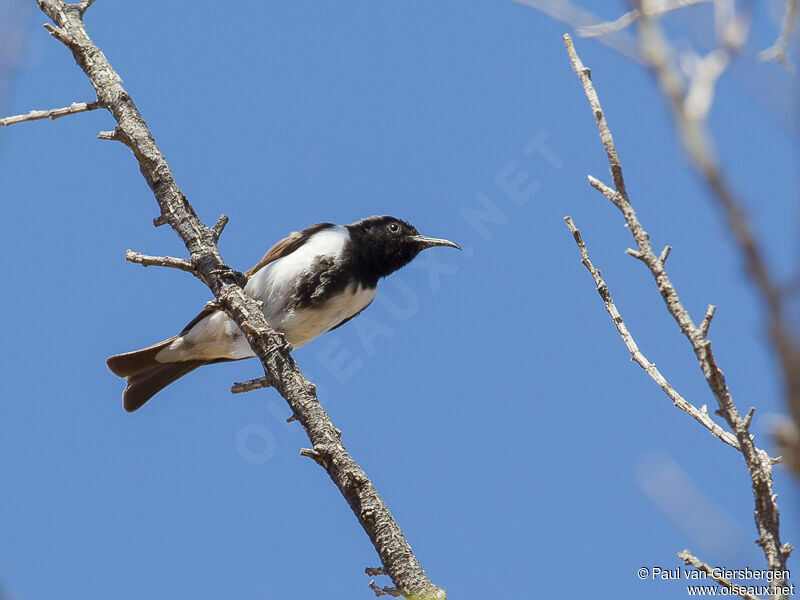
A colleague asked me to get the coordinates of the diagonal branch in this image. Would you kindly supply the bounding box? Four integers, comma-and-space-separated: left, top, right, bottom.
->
0, 100, 102, 127
678, 550, 762, 600
564, 217, 739, 450
759, 0, 798, 69
34, 1, 445, 598
563, 33, 791, 597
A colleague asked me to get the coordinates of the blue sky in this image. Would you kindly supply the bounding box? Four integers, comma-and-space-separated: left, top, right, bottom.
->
1, 1, 798, 598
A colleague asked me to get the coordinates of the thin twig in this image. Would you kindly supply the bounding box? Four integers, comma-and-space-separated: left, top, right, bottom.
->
211, 214, 229, 241
759, 0, 798, 70
76, 0, 96, 14
369, 581, 402, 598
98, 129, 119, 141
125, 249, 195, 272
564, 217, 738, 450
678, 550, 762, 600
300, 447, 329, 468
563, 38, 627, 198
743, 407, 756, 431
699, 304, 716, 338
231, 376, 272, 394
563, 33, 790, 595
0, 100, 102, 127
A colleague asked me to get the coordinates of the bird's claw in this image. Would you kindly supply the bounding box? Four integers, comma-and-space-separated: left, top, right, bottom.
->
211, 265, 248, 287
275, 332, 293, 353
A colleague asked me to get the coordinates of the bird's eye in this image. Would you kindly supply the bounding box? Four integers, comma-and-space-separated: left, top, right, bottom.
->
388, 222, 400, 233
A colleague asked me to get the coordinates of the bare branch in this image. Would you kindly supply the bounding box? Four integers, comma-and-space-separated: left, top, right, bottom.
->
366, 567, 387, 576
625, 248, 644, 261
76, 0, 96, 14
0, 100, 101, 127
563, 33, 790, 592
211, 214, 229, 241
42, 22, 73, 46
678, 550, 762, 600
230, 376, 272, 394
699, 304, 716, 338
34, 1, 446, 597
564, 217, 739, 450
587, 175, 623, 208
125, 249, 195, 273
300, 447, 328, 467
97, 129, 119, 141
743, 407, 756, 431
564, 39, 627, 198
658, 245, 671, 265
759, 0, 798, 70
682, 48, 732, 121
369, 581, 402, 598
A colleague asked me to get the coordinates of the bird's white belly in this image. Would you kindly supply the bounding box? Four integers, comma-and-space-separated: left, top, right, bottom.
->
274, 282, 377, 349
157, 283, 376, 362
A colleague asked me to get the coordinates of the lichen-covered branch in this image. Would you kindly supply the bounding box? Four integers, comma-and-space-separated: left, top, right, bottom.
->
563, 33, 791, 599
31, 2, 444, 598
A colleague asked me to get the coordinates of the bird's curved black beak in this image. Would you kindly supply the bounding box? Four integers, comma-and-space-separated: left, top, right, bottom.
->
410, 235, 461, 251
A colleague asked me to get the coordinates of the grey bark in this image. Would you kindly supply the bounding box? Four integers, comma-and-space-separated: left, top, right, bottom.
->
34, 2, 445, 598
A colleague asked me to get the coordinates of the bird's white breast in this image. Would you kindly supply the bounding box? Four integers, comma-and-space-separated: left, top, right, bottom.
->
157, 226, 376, 362
245, 226, 351, 304
278, 282, 376, 349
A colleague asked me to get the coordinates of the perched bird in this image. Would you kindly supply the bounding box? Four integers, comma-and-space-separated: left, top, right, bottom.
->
107, 215, 460, 412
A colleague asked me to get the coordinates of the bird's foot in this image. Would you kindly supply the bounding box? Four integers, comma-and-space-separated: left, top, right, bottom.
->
275, 332, 293, 353
211, 265, 248, 287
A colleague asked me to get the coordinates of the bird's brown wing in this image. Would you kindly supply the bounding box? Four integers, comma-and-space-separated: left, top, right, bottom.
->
245, 222, 336, 277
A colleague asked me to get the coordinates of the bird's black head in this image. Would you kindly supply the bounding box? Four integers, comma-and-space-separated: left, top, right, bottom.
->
346, 215, 460, 285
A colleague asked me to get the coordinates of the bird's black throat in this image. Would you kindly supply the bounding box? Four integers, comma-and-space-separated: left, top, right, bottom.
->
344, 216, 423, 287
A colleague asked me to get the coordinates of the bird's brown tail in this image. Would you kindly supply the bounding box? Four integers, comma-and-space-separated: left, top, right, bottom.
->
107, 338, 206, 412
121, 361, 206, 412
